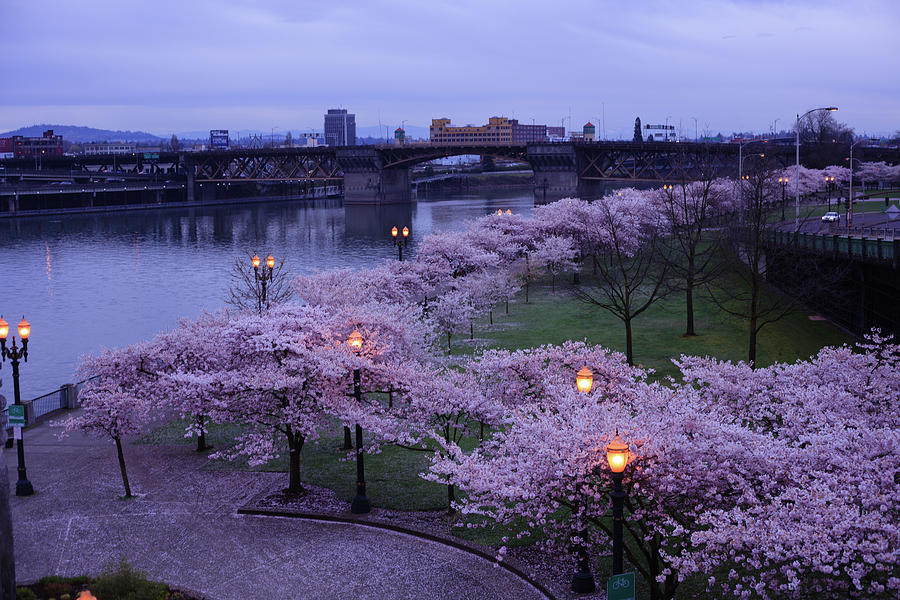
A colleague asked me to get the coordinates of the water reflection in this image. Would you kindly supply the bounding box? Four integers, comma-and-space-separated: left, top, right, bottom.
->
0, 192, 533, 396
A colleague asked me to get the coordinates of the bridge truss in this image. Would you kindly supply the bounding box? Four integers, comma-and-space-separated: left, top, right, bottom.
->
189, 149, 342, 182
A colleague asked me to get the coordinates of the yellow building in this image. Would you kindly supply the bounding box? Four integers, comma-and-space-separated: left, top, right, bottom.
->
430, 117, 513, 144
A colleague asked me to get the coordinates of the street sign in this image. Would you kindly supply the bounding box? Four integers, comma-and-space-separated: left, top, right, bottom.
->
8, 404, 25, 427
607, 572, 635, 600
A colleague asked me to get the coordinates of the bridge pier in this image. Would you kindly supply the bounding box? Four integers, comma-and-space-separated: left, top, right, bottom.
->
337, 148, 411, 205
527, 144, 581, 203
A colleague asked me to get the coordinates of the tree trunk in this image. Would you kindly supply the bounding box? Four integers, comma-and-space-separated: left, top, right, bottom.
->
749, 278, 759, 367
470, 322, 474, 339
684, 282, 696, 337
343, 425, 352, 450
447, 483, 456, 513
447, 332, 452, 352
525, 279, 530, 303
505, 298, 509, 314
195, 414, 209, 452
114, 435, 132, 498
287, 433, 304, 493
551, 274, 556, 292
489, 309, 493, 325
625, 317, 634, 366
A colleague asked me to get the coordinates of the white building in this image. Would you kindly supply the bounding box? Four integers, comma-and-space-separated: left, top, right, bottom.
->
83, 142, 137, 155
643, 123, 678, 142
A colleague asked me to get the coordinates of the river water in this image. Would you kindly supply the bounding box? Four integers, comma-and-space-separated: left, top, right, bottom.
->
0, 190, 534, 399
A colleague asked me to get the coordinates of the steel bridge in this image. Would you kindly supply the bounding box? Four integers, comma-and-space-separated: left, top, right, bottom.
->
3, 142, 897, 204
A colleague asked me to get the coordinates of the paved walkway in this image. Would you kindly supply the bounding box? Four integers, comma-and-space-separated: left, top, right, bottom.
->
7, 419, 547, 600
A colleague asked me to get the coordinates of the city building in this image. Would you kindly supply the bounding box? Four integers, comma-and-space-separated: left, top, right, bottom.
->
547, 125, 566, 139
643, 123, 678, 142
10, 130, 64, 158
324, 109, 356, 146
0, 138, 14, 159
430, 117, 513, 144
583, 122, 596, 142
509, 119, 547, 143
394, 127, 405, 145
83, 142, 137, 155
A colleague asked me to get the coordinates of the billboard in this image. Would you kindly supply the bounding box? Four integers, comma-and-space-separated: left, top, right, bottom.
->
209, 130, 229, 150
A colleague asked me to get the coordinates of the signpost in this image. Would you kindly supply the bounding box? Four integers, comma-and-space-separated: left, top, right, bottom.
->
8, 404, 25, 427
607, 572, 635, 600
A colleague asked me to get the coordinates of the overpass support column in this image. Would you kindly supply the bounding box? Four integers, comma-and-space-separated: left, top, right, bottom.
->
527, 144, 579, 204
184, 154, 196, 203
336, 148, 412, 204
9, 193, 18, 213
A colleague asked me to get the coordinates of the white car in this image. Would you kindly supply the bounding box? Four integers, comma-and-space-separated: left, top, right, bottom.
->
821, 211, 840, 223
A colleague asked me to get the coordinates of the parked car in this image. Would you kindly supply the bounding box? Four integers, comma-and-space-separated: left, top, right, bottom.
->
821, 211, 840, 223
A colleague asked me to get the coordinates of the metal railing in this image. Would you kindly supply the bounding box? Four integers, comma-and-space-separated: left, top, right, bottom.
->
2, 376, 98, 429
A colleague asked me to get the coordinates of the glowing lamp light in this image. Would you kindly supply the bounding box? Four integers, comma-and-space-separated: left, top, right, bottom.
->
17, 318, 30, 340
0, 316, 8, 340
576, 366, 593, 394
77, 588, 98, 600
402, 226, 409, 238
496, 209, 502, 215
506, 209, 512, 215
266, 255, 275, 269
348, 329, 363, 354
606, 434, 630, 474
391, 226, 398, 238
252, 254, 260, 269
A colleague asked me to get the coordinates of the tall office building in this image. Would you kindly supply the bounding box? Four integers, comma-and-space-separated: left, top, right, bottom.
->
324, 109, 356, 146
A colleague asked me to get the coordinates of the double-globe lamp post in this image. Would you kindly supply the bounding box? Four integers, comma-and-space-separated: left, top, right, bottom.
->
796, 106, 838, 228
347, 329, 371, 514
570, 366, 632, 590
252, 254, 275, 313
779, 176, 789, 220
391, 226, 409, 261
572, 365, 596, 593
0, 316, 35, 496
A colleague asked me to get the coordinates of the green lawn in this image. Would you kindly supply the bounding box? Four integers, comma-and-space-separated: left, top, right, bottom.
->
460, 279, 851, 380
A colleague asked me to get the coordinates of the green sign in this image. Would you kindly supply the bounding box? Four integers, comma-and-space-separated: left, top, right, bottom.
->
143, 153, 159, 160
8, 404, 25, 427
607, 572, 635, 600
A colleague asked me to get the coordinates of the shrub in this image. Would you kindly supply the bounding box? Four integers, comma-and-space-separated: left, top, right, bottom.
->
16, 588, 38, 600
91, 559, 168, 600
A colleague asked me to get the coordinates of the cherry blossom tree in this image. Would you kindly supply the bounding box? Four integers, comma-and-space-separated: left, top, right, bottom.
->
59, 346, 157, 497
431, 334, 900, 600
573, 189, 672, 365
532, 235, 577, 292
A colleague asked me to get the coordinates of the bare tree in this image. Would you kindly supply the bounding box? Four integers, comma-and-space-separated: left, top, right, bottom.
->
706, 164, 845, 365
654, 174, 732, 336
226, 254, 293, 314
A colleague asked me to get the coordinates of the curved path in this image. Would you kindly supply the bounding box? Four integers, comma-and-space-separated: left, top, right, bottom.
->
7, 421, 547, 600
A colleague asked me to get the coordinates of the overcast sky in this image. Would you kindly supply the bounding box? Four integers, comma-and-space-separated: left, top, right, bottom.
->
1, 0, 897, 138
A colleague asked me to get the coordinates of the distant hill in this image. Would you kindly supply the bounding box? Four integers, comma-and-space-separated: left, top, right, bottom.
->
0, 124, 164, 143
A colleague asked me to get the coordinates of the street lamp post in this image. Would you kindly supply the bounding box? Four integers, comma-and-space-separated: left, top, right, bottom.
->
796, 107, 838, 228
347, 329, 371, 514
252, 254, 275, 314
390, 226, 409, 261
738, 146, 765, 224
571, 366, 596, 593
0, 316, 35, 496
606, 432, 630, 575
848, 140, 862, 227
825, 176, 836, 211
779, 176, 789, 221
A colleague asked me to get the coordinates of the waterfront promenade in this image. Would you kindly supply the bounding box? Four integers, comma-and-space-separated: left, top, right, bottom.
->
7, 419, 547, 600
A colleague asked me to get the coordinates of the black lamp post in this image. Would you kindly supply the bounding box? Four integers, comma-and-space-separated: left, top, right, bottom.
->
779, 176, 789, 221
571, 365, 596, 593
825, 176, 836, 211
391, 226, 409, 261
606, 432, 630, 575
252, 253, 275, 314
0, 316, 35, 496
347, 329, 371, 514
